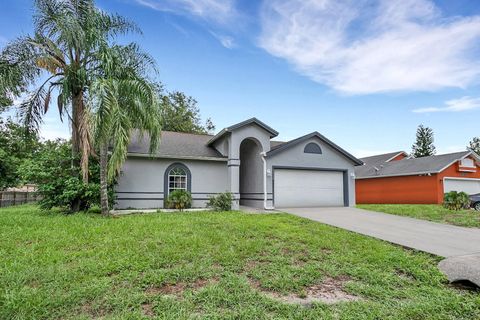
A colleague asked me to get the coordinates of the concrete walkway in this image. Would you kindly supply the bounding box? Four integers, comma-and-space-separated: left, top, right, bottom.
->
283, 207, 480, 258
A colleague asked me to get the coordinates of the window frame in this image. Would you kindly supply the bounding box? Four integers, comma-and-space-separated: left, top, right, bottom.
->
304, 142, 322, 154
164, 163, 192, 202
168, 167, 188, 194
460, 158, 475, 168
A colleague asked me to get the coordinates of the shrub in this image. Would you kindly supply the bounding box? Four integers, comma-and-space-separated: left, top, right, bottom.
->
443, 191, 470, 211
18, 139, 115, 212
166, 190, 192, 211
207, 192, 233, 211
87, 205, 102, 214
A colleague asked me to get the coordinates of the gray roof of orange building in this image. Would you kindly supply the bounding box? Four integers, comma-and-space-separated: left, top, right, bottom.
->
355, 151, 473, 178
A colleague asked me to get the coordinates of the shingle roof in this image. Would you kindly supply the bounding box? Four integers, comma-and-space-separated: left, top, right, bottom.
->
360, 151, 406, 167
355, 151, 471, 179
207, 118, 279, 146
127, 131, 225, 159
270, 140, 286, 151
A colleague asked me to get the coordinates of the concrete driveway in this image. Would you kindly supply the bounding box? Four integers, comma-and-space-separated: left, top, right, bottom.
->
283, 207, 480, 258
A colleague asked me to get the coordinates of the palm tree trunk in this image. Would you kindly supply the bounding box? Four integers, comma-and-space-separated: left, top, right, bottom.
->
100, 142, 109, 215
70, 92, 84, 212
72, 91, 90, 183
71, 92, 82, 160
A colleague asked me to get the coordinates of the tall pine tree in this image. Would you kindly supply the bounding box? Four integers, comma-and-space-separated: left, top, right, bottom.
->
469, 137, 480, 155
412, 125, 436, 158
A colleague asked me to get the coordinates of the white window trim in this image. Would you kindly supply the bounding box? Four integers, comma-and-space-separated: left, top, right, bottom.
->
460, 158, 475, 168
168, 168, 188, 193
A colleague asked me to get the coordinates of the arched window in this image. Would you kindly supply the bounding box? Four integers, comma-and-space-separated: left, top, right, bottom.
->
304, 142, 322, 154
164, 163, 191, 196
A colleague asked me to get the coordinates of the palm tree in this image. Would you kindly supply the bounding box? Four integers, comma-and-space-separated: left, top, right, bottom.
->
0, 0, 137, 183
91, 45, 162, 215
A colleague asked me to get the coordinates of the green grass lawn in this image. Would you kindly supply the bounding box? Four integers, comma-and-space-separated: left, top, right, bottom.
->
1, 205, 479, 319
358, 204, 480, 228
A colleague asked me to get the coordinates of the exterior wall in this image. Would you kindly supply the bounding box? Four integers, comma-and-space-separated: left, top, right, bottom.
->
438, 158, 480, 201
227, 124, 273, 209
356, 157, 480, 204
212, 137, 229, 157
266, 136, 357, 207
115, 157, 228, 209
356, 174, 440, 204
239, 139, 264, 208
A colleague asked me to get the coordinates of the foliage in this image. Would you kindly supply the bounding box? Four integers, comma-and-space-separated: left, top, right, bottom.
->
161, 91, 215, 134
90, 44, 162, 214
0, 0, 142, 182
0, 58, 26, 110
358, 204, 480, 228
166, 190, 192, 211
207, 192, 234, 211
443, 191, 471, 211
87, 205, 102, 214
468, 137, 480, 156
91, 45, 161, 181
18, 139, 114, 211
411, 124, 436, 158
0, 118, 41, 189
1, 205, 480, 319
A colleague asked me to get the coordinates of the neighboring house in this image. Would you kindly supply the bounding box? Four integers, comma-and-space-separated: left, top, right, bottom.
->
355, 151, 480, 204
115, 118, 362, 209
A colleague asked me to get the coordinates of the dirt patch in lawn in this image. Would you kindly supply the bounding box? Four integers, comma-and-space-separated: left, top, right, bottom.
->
395, 269, 416, 282
142, 302, 154, 317
250, 276, 360, 305
144, 278, 218, 297
80, 302, 110, 318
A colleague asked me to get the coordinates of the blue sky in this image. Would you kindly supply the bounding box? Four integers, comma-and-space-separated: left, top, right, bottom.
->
1, 0, 480, 157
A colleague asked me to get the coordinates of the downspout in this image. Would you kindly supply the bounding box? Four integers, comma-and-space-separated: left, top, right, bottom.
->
260, 152, 275, 210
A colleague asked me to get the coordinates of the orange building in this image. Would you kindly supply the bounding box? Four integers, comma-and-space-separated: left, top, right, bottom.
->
355, 151, 480, 204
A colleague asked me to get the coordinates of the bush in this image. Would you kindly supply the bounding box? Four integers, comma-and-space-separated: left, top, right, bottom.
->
87, 205, 102, 214
207, 192, 233, 211
166, 190, 192, 211
18, 139, 115, 212
443, 191, 470, 211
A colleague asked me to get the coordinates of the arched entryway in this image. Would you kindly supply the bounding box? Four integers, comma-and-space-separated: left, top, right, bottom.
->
239, 138, 263, 207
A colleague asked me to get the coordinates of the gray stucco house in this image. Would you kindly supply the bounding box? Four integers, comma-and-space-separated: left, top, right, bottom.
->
115, 118, 363, 210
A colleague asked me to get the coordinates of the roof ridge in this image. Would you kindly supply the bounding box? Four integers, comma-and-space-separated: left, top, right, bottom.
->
161, 130, 214, 137
360, 151, 406, 160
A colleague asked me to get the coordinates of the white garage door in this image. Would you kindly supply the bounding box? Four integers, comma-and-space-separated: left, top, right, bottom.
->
274, 169, 345, 208
444, 178, 480, 195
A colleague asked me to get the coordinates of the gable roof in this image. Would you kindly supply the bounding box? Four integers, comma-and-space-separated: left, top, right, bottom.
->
360, 151, 408, 167
356, 151, 475, 179
207, 117, 279, 146
270, 140, 286, 151
266, 131, 364, 166
127, 131, 226, 160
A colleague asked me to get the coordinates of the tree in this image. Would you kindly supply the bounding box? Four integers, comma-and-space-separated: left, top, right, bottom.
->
468, 137, 480, 155
0, 118, 41, 189
91, 45, 161, 215
19, 139, 111, 211
412, 124, 436, 158
0, 0, 138, 184
161, 91, 215, 134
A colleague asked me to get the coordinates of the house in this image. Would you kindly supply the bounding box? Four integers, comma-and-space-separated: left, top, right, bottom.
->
115, 118, 363, 209
355, 151, 480, 204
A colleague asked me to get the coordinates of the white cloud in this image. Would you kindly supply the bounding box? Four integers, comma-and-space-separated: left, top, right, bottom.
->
210, 31, 236, 49
413, 96, 480, 113
135, 0, 237, 25
259, 0, 480, 94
